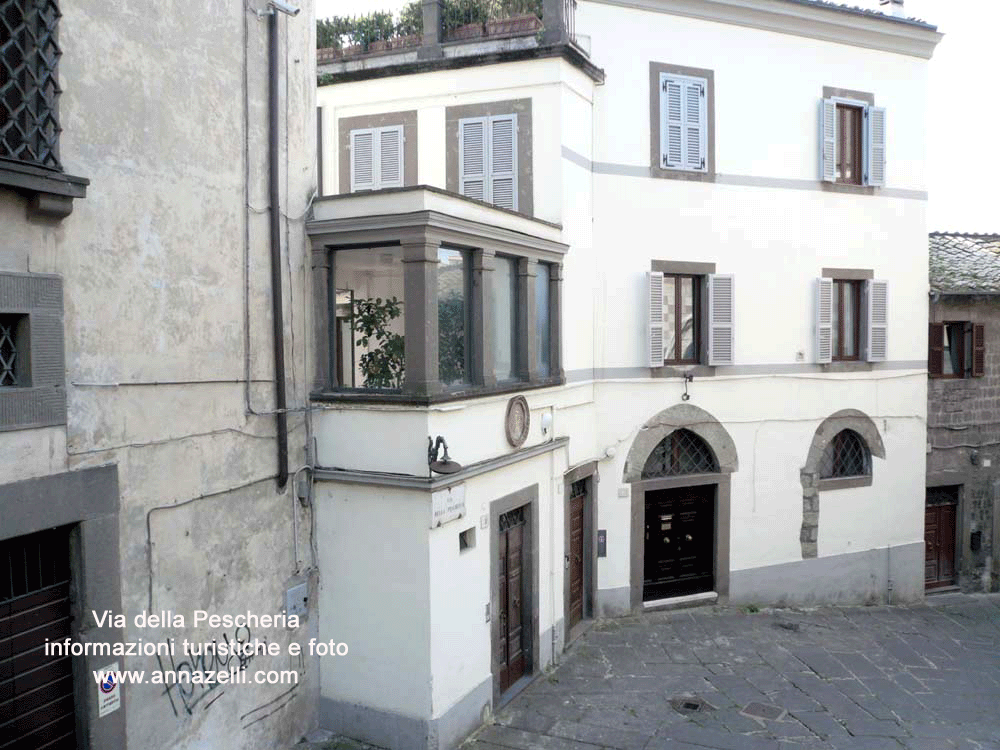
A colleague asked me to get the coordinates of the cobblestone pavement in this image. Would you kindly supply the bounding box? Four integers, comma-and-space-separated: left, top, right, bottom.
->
468, 594, 1000, 750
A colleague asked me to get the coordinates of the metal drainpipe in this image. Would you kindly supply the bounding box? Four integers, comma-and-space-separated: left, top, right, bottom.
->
268, 9, 289, 490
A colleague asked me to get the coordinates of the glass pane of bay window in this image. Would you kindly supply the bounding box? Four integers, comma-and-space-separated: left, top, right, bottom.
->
492, 257, 517, 381
680, 277, 696, 360
663, 276, 676, 360
334, 248, 405, 390
438, 247, 468, 386
842, 281, 856, 357
536, 263, 551, 376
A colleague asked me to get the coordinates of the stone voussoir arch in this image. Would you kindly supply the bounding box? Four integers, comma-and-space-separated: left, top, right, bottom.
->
799, 409, 886, 559
623, 402, 739, 484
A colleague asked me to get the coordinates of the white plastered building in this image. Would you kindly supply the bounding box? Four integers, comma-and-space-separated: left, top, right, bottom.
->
307, 1, 941, 747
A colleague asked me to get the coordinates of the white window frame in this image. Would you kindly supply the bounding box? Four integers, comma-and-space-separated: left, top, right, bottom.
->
458, 114, 519, 211
819, 97, 885, 187
659, 72, 708, 173
349, 125, 404, 192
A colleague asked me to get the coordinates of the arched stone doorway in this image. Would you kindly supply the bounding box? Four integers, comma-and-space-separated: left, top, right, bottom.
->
623, 403, 738, 609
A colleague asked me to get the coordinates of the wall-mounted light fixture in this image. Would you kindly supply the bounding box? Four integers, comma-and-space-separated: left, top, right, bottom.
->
428, 436, 462, 475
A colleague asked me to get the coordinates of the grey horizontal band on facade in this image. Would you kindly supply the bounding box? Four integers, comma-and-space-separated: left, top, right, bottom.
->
561, 146, 929, 201
566, 360, 928, 382
314, 436, 569, 489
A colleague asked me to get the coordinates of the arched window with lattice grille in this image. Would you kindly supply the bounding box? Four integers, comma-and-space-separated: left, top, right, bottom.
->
819, 429, 871, 479
641, 429, 718, 479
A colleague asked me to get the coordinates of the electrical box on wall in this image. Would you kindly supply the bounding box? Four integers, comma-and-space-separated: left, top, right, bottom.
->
286, 581, 309, 619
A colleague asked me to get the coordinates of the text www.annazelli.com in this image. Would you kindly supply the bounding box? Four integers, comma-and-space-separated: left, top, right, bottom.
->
93, 668, 299, 686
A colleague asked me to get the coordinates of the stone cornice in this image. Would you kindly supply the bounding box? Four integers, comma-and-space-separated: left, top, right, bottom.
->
586, 0, 942, 59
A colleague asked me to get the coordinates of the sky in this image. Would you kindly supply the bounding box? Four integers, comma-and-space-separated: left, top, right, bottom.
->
316, 0, 999, 233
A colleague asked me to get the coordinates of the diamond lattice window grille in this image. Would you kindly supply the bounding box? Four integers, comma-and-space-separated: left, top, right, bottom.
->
569, 478, 586, 500
820, 429, 871, 479
0, 315, 19, 386
1, 0, 62, 170
498, 505, 526, 531
642, 429, 718, 479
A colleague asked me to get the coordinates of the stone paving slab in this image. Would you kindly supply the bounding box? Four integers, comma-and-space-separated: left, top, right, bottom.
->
465, 594, 1000, 750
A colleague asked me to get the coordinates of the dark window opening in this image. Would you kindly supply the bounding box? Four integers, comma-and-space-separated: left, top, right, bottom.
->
0, 312, 30, 387
835, 104, 862, 185
831, 279, 861, 361
820, 429, 871, 479
642, 429, 718, 479
0, 0, 62, 170
662, 274, 700, 364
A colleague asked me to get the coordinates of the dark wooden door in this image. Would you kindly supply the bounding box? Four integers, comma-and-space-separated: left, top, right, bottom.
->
497, 507, 527, 694
643, 486, 714, 601
568, 480, 585, 629
925, 489, 958, 589
0, 528, 77, 750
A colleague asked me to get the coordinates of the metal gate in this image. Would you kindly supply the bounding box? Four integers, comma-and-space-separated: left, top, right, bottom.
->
0, 527, 77, 749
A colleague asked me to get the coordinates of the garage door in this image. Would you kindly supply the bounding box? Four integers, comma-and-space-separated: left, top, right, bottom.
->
0, 527, 77, 750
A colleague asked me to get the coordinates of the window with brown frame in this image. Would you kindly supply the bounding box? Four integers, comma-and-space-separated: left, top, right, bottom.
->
929, 322, 984, 379
662, 274, 700, 364
831, 279, 862, 361
836, 104, 863, 185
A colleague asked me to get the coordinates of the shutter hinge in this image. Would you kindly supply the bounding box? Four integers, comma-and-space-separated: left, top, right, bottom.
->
701, 157, 706, 169
700, 84, 705, 97
663, 154, 669, 167
662, 80, 668, 92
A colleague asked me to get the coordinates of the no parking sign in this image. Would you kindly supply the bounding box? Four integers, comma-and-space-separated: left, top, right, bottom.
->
97, 662, 121, 717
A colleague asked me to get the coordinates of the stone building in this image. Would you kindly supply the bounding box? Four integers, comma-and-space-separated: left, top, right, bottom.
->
1, 2, 318, 749
926, 232, 1000, 593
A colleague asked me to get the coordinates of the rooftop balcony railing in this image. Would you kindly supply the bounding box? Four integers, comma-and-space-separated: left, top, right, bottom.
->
316, 0, 579, 64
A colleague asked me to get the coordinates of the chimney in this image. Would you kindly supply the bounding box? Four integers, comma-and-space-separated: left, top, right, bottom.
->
879, 0, 905, 18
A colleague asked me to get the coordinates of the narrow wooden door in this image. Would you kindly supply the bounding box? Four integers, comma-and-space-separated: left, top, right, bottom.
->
567, 480, 585, 629
925, 489, 958, 589
497, 507, 527, 694
643, 485, 715, 601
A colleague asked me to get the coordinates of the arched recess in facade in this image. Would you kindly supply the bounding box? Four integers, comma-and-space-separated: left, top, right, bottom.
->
622, 402, 738, 608
800, 409, 886, 559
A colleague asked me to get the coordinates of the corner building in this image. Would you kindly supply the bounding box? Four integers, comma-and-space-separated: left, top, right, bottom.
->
309, 1, 941, 747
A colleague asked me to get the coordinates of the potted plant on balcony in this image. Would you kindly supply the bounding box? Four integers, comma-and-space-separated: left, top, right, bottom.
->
353, 297, 405, 389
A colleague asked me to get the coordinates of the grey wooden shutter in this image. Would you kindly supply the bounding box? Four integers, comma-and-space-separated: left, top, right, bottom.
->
820, 99, 837, 183
865, 279, 888, 362
648, 272, 665, 367
661, 74, 706, 172
683, 78, 706, 172
378, 126, 404, 188
459, 117, 488, 202
489, 115, 517, 210
865, 106, 886, 187
816, 278, 833, 363
707, 274, 734, 366
661, 76, 683, 169
350, 128, 376, 192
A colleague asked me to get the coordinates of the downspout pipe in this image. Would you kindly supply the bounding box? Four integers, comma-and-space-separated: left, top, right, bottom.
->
268, 9, 289, 490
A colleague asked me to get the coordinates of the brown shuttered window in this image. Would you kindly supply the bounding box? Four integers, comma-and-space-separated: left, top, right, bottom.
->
928, 323, 944, 377
973, 324, 986, 378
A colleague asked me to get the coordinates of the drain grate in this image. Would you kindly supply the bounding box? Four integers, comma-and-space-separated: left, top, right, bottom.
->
740, 702, 786, 722
670, 696, 713, 714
